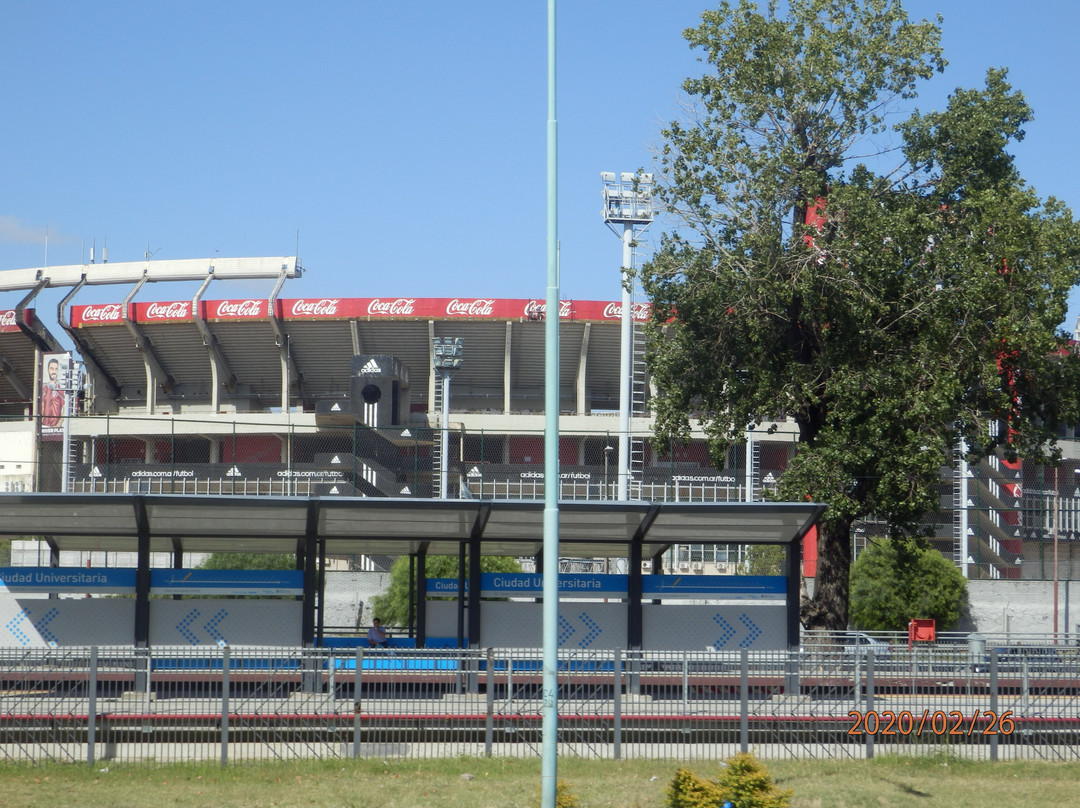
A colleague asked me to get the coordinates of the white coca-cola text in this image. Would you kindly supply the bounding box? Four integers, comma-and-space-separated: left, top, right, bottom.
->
523, 300, 572, 318
446, 298, 494, 317
215, 299, 263, 317
145, 302, 190, 320
602, 302, 650, 321
291, 298, 341, 316
80, 304, 123, 322
0, 311, 16, 327
366, 298, 416, 316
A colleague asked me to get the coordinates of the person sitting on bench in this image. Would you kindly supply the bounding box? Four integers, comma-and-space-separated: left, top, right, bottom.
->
367, 617, 389, 648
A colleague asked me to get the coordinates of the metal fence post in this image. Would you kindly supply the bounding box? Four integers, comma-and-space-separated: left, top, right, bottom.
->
87, 647, 98, 767
990, 650, 999, 762
740, 649, 749, 754
485, 647, 494, 757
865, 650, 875, 760
613, 649, 622, 760
353, 648, 363, 758
220, 646, 230, 767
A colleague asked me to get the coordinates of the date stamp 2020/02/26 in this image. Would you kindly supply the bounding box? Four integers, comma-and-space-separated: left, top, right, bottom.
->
847, 709, 1015, 737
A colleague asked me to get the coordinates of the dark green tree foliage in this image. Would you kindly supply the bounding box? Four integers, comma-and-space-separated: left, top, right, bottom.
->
644, 0, 1080, 629
370, 555, 522, 627
849, 539, 967, 631
197, 553, 296, 571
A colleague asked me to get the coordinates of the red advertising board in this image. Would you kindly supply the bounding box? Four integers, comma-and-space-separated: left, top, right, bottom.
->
69, 297, 655, 326
0, 309, 33, 333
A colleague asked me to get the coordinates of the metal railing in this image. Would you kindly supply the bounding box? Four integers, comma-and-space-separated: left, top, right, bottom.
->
1, 644, 1077, 765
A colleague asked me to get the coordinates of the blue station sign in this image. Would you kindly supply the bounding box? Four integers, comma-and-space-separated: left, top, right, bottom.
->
427, 573, 786, 600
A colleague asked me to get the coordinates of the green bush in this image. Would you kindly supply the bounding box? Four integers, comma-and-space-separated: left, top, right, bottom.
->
666, 767, 722, 808
715, 753, 792, 808
666, 755, 791, 808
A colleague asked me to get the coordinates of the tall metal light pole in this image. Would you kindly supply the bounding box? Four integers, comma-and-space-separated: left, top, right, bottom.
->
542, 1, 560, 805
432, 337, 462, 499
601, 171, 654, 500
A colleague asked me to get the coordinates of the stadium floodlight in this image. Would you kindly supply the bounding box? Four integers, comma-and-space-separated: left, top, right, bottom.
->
433, 337, 464, 370
433, 337, 463, 498
600, 171, 656, 500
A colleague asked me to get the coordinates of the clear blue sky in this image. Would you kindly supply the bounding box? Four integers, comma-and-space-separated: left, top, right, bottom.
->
3, 1, 1080, 331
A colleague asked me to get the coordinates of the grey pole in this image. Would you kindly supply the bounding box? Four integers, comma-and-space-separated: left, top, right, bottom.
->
541, 0, 561, 805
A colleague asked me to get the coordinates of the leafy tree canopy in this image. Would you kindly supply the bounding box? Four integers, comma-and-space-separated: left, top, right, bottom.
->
370, 555, 522, 628
196, 553, 296, 571
644, 0, 1080, 630
849, 539, 968, 631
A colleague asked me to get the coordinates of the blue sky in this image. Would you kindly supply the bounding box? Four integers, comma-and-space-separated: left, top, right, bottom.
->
3, 1, 1080, 332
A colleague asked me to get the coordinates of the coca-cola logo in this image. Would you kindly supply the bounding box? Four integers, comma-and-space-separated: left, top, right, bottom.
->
145, 302, 190, 320
81, 304, 123, 322
0, 311, 16, 327
523, 300, 572, 319
602, 302, 651, 321
446, 298, 494, 317
291, 298, 340, 316
366, 298, 416, 316
215, 299, 263, 317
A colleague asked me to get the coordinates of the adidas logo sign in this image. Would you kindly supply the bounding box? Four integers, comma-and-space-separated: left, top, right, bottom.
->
330, 455, 342, 464
400, 486, 412, 495
467, 466, 482, 478
90, 466, 102, 478
400, 429, 412, 437
762, 472, 776, 484
329, 486, 340, 495
226, 466, 242, 477
359, 359, 381, 375
330, 402, 342, 412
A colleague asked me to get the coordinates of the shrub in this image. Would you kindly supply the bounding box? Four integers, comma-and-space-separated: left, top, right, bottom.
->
666, 755, 791, 808
715, 753, 792, 808
666, 767, 722, 808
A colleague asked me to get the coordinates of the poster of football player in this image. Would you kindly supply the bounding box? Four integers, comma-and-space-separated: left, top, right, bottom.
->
40, 352, 71, 441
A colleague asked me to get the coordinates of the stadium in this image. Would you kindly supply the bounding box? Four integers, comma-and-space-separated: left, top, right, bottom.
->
1, 256, 1079, 767
0, 255, 1078, 650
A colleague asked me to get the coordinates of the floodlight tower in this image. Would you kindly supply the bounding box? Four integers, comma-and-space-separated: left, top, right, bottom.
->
432, 337, 463, 498
601, 171, 655, 500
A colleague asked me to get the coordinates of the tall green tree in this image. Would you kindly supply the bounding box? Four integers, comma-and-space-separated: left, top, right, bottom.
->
849, 539, 967, 631
644, 0, 1080, 630
370, 555, 522, 628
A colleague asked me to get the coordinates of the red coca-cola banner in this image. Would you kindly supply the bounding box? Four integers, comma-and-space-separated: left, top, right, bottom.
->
70, 303, 126, 326
70, 297, 655, 327
205, 299, 267, 320
0, 309, 33, 333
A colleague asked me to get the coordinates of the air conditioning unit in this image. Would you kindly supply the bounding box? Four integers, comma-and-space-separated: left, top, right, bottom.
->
691, 562, 703, 572
714, 562, 733, 574
678, 562, 690, 572
641, 560, 652, 572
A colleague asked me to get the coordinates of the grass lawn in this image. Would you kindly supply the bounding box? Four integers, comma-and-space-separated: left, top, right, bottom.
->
0, 754, 1076, 807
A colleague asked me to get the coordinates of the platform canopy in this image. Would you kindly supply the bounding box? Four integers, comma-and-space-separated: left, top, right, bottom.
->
0, 493, 824, 559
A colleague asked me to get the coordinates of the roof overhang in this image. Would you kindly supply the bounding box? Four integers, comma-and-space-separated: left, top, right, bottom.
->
0, 494, 825, 559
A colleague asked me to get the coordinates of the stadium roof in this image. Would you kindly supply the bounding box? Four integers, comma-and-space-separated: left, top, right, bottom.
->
3, 293, 651, 414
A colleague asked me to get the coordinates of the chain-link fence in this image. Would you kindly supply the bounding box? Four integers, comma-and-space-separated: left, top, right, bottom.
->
1, 644, 1077, 765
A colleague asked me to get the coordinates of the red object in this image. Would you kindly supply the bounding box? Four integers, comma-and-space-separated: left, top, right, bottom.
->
802, 525, 818, 578
908, 618, 936, 649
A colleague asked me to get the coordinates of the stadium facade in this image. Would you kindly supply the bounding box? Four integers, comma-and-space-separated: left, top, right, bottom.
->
1, 257, 1078, 584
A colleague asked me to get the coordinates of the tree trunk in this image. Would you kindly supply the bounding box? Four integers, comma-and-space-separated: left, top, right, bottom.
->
800, 519, 851, 631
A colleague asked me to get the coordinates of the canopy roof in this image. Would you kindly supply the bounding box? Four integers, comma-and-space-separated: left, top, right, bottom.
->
0, 493, 824, 560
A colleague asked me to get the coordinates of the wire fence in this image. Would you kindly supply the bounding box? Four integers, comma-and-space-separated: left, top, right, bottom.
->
1, 644, 1077, 766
